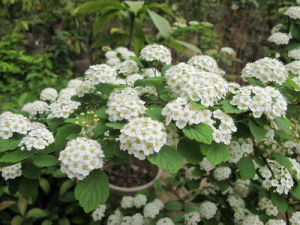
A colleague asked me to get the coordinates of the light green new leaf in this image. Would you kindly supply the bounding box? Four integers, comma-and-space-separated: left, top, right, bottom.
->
183, 123, 213, 144
249, 119, 266, 142
74, 170, 109, 213
147, 9, 171, 39
200, 142, 229, 165
125, 1, 144, 15
237, 157, 256, 180
148, 146, 184, 174
220, 99, 245, 114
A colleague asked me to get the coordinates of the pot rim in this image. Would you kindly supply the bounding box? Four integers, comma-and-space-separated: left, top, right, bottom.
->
109, 168, 163, 193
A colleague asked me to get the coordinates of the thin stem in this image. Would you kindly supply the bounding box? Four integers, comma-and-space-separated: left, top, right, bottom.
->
286, 211, 290, 225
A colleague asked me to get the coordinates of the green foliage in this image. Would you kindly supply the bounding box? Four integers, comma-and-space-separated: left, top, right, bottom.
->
200, 142, 229, 165
237, 157, 256, 180
183, 123, 213, 144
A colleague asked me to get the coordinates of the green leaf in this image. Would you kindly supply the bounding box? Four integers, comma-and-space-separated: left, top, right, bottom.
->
237, 157, 255, 180
171, 39, 202, 54
134, 76, 166, 88
95, 106, 109, 119
145, 107, 164, 121
22, 163, 41, 179
105, 122, 125, 129
291, 182, 300, 200
0, 138, 20, 152
125, 1, 144, 15
11, 216, 23, 225
165, 200, 183, 211
220, 99, 245, 114
148, 3, 177, 18
59, 218, 70, 225
39, 178, 50, 194
33, 155, 59, 167
177, 139, 203, 164
0, 151, 33, 163
60, 180, 75, 195
271, 192, 288, 213
246, 77, 265, 86
291, 23, 300, 41
74, 170, 109, 213
249, 119, 266, 142
148, 146, 184, 174
183, 123, 213, 144
75, 0, 122, 15
26, 208, 48, 219
200, 142, 229, 165
92, 32, 128, 48
18, 197, 27, 216
274, 117, 292, 133
19, 178, 39, 200
95, 83, 127, 96
93, 10, 119, 36
184, 203, 199, 212
147, 9, 171, 39
54, 124, 81, 150
272, 153, 292, 170
189, 100, 207, 110
94, 123, 107, 136
284, 77, 300, 90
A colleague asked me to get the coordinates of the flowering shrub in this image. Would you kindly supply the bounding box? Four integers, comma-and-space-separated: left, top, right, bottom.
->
0, 42, 299, 225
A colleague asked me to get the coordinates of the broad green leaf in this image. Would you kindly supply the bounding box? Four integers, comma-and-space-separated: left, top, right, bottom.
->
272, 153, 292, 170
92, 33, 128, 48
19, 178, 39, 200
60, 180, 75, 195
94, 123, 107, 136
249, 119, 266, 142
0, 151, 32, 163
183, 123, 213, 144
274, 117, 292, 133
39, 178, 50, 194
237, 157, 255, 180
125, 1, 144, 15
177, 139, 203, 164
184, 203, 199, 212
0, 138, 20, 152
200, 142, 229, 165
171, 39, 202, 54
75, 0, 122, 15
11, 216, 23, 225
33, 155, 59, 167
147, 9, 171, 39
22, 163, 41, 179
220, 99, 245, 114
284, 40, 300, 51
189, 100, 206, 110
284, 77, 300, 90
165, 200, 183, 211
291, 23, 300, 41
246, 77, 265, 86
26, 208, 48, 219
54, 124, 81, 150
145, 107, 164, 121
271, 192, 288, 213
134, 76, 166, 88
105, 122, 125, 129
59, 218, 70, 225
95, 106, 109, 119
74, 170, 109, 213
18, 197, 27, 216
93, 10, 119, 35
148, 146, 184, 174
95, 83, 127, 96
291, 182, 300, 200
148, 3, 177, 18
275, 130, 295, 142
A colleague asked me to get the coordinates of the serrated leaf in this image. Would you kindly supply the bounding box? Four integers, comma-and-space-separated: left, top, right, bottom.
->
200, 142, 229, 165
0, 138, 20, 152
148, 146, 184, 174
271, 192, 288, 213
0, 151, 33, 163
165, 200, 183, 211
274, 117, 292, 133
249, 119, 266, 142
189, 100, 206, 110
145, 107, 164, 121
237, 157, 256, 180
272, 153, 292, 170
74, 170, 109, 213
183, 123, 213, 144
177, 139, 203, 164
33, 155, 58, 167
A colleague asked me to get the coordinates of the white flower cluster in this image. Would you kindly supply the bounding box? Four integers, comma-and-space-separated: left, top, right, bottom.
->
166, 124, 179, 148
213, 166, 232, 181
231, 86, 287, 119
107, 209, 123, 225
119, 117, 167, 160
29, 122, 46, 130
268, 32, 290, 45
290, 212, 300, 225
220, 47, 236, 56
258, 197, 278, 216
120, 194, 147, 209
104, 46, 136, 66
188, 55, 225, 75
228, 138, 253, 163
57, 88, 77, 101
116, 60, 139, 75
47, 100, 80, 119
156, 217, 174, 225
143, 68, 160, 77
22, 101, 49, 117
290, 158, 300, 180
135, 85, 158, 96
0, 112, 31, 139
92, 204, 107, 222
199, 157, 215, 173
85, 64, 117, 85
284, 6, 300, 20
140, 44, 172, 64
19, 127, 54, 151
184, 211, 201, 225
199, 201, 217, 219
259, 160, 294, 194
241, 215, 263, 225
185, 166, 200, 180
227, 194, 245, 209
106, 88, 146, 122
40, 88, 58, 102
116, 46, 136, 60
126, 74, 143, 86
241, 57, 288, 84
286, 60, 300, 76
58, 137, 104, 180
266, 219, 286, 225
119, 213, 144, 225
233, 180, 250, 197
67, 79, 84, 89
0, 163, 22, 180
143, 199, 164, 218
288, 48, 300, 60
